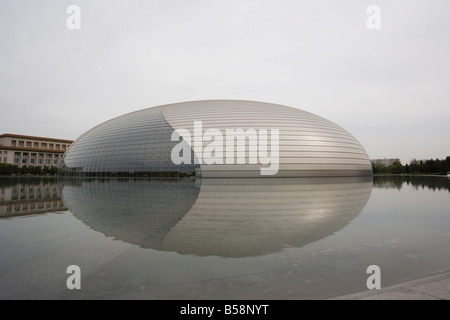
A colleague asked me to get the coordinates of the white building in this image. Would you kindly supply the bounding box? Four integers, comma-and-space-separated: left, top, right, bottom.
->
0, 133, 73, 168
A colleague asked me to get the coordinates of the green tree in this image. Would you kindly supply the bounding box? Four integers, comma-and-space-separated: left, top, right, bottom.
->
33, 166, 42, 175
392, 159, 403, 174
0, 164, 21, 175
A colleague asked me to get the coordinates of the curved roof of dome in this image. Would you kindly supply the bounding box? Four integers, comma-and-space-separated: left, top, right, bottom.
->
59, 100, 372, 177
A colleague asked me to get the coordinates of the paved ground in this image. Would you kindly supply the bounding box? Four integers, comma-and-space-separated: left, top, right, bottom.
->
328, 270, 450, 300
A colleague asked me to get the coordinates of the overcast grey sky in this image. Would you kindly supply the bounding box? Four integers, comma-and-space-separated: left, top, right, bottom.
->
1, 0, 449, 164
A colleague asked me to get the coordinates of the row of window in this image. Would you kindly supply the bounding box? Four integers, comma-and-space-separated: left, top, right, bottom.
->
14, 158, 57, 165
10, 140, 69, 150
13, 152, 63, 157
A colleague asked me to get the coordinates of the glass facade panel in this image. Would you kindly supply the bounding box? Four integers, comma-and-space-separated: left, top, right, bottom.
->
59, 106, 199, 177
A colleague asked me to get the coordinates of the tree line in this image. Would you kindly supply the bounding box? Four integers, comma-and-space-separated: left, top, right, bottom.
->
0, 164, 58, 176
372, 156, 450, 175
2, 157, 449, 176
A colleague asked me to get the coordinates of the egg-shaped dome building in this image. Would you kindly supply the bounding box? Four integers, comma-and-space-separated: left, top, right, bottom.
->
59, 100, 372, 178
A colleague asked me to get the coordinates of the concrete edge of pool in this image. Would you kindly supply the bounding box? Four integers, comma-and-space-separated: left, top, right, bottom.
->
327, 269, 450, 300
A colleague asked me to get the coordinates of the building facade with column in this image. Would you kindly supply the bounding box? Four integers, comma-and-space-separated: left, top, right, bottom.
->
0, 134, 73, 168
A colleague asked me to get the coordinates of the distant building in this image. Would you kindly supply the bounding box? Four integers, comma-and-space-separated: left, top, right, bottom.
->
370, 158, 399, 167
0, 133, 73, 168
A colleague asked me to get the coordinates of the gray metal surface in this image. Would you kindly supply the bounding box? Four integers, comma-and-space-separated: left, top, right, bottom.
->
59, 100, 372, 177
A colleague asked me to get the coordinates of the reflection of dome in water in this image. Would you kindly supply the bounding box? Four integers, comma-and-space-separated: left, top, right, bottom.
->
60, 179, 200, 248
60, 177, 372, 257
59, 100, 372, 178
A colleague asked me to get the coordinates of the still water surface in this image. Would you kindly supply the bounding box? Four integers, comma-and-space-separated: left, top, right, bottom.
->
0, 176, 449, 299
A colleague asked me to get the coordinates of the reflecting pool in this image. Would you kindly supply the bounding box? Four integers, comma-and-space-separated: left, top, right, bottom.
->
0, 176, 449, 299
